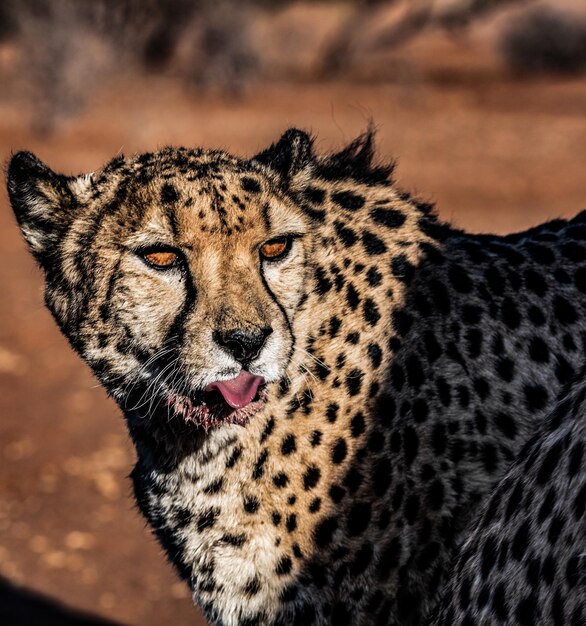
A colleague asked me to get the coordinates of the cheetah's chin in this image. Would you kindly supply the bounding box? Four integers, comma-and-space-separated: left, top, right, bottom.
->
166, 385, 267, 431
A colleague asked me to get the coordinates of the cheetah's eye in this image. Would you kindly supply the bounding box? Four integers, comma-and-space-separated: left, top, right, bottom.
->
141, 247, 181, 270
260, 236, 292, 262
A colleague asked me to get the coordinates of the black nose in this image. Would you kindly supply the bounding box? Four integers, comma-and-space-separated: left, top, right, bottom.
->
213, 327, 273, 364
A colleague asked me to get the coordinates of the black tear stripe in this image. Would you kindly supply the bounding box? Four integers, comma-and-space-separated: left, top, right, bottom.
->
259, 269, 296, 371
97, 257, 123, 324
164, 268, 198, 350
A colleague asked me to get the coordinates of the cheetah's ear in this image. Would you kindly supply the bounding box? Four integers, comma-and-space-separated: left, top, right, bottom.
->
7, 151, 80, 263
251, 128, 314, 185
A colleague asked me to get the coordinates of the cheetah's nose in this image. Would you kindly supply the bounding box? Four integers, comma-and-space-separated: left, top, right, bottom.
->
213, 327, 273, 364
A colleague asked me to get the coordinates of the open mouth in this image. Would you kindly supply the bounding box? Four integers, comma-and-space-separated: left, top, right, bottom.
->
167, 371, 267, 430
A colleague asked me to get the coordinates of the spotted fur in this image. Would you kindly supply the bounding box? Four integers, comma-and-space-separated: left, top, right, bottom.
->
7, 129, 586, 625
430, 369, 586, 626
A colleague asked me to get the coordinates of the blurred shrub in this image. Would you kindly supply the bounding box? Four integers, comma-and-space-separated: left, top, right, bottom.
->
0, 0, 261, 133
501, 7, 586, 75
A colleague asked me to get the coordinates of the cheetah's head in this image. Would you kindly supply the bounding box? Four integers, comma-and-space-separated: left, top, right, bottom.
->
7, 131, 323, 430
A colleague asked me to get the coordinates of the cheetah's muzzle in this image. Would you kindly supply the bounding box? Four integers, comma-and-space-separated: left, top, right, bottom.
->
168, 371, 266, 430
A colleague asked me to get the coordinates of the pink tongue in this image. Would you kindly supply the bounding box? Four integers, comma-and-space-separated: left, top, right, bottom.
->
206, 371, 264, 409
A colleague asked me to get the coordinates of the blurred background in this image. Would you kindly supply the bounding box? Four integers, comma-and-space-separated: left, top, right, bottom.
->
0, 1, 585, 624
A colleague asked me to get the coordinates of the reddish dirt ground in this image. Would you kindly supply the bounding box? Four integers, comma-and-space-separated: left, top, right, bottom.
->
0, 30, 585, 626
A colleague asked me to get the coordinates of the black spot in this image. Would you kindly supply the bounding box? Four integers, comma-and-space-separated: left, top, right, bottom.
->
243, 576, 261, 596
329, 316, 342, 338
252, 448, 269, 480
412, 398, 429, 423
281, 434, 297, 456
286, 514, 297, 533
331, 601, 352, 626
515, 595, 537, 626
305, 186, 325, 204
314, 516, 338, 547
501, 297, 521, 329
310, 430, 322, 447
427, 479, 444, 510
529, 336, 549, 362
553, 295, 578, 325
203, 478, 224, 495
511, 520, 530, 560
485, 265, 504, 295
372, 458, 392, 496
362, 230, 387, 255
527, 242, 555, 265
491, 583, 508, 620
362, 298, 381, 327
326, 403, 339, 423
568, 441, 583, 479
448, 265, 473, 293
350, 542, 373, 576
431, 422, 447, 456
241, 177, 260, 193
273, 473, 289, 488
429, 279, 451, 315
405, 355, 425, 388
334, 220, 358, 247
243, 495, 260, 514
524, 384, 548, 413
481, 534, 498, 579
464, 329, 482, 358
404, 494, 420, 524
350, 412, 366, 438
391, 254, 415, 283
173, 508, 193, 529
332, 191, 365, 211
367, 343, 383, 368
346, 369, 364, 396
194, 507, 217, 532
314, 266, 332, 295
527, 305, 546, 327
562, 241, 586, 261
462, 305, 482, 325
403, 426, 419, 465
371, 207, 406, 229
496, 357, 515, 382
536, 441, 563, 485
346, 332, 360, 345
161, 183, 179, 203
524, 268, 548, 296
391, 363, 405, 391
276, 555, 293, 576
226, 445, 243, 468
329, 485, 346, 503
366, 266, 383, 286
437, 377, 452, 407
494, 412, 517, 439
347, 502, 372, 536
392, 310, 413, 336
303, 466, 321, 490
221, 532, 246, 547
346, 283, 360, 310
332, 438, 348, 464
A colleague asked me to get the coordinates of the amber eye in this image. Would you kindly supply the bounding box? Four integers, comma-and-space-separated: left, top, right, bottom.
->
260, 236, 291, 261
142, 248, 180, 269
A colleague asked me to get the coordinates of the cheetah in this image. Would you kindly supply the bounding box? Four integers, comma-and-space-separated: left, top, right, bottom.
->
7, 129, 586, 625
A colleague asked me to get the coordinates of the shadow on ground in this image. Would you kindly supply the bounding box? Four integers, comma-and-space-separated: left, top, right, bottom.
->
0, 576, 126, 626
